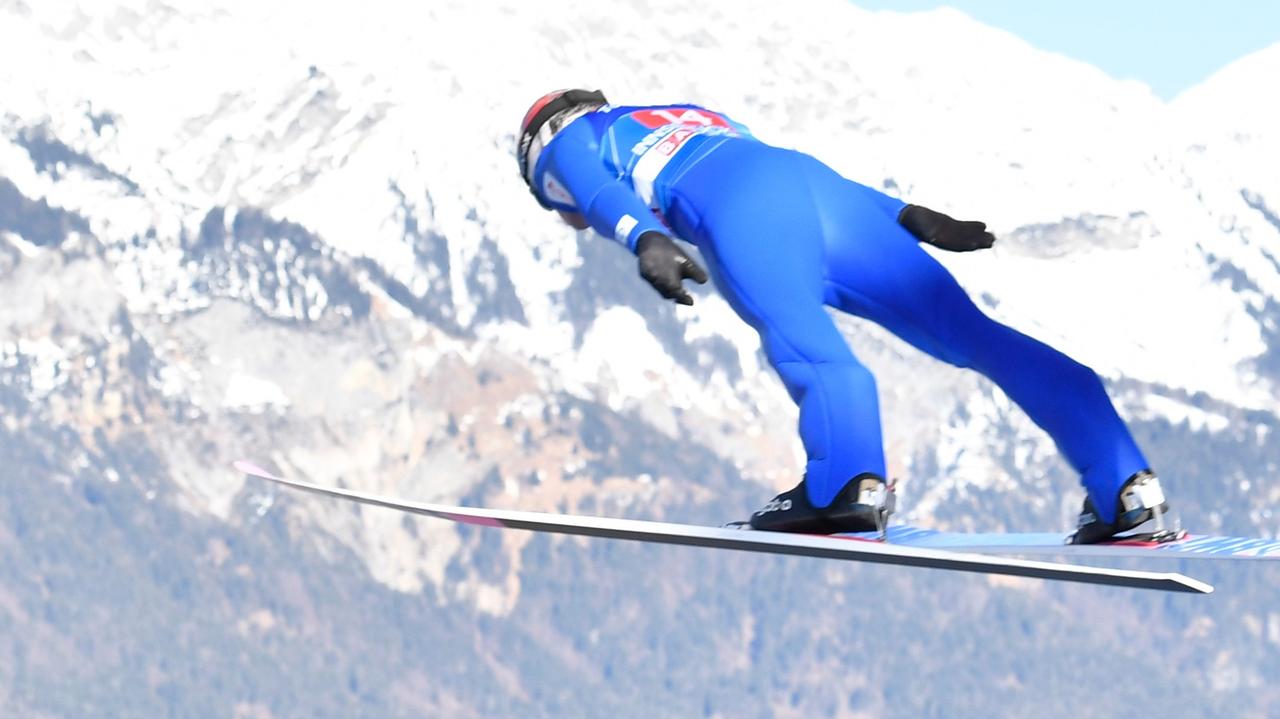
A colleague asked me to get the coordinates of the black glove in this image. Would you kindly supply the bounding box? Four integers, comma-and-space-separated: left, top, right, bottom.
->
898, 204, 996, 252
635, 231, 708, 306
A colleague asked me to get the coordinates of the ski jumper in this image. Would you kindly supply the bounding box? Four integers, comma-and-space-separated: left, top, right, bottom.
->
529, 104, 1149, 523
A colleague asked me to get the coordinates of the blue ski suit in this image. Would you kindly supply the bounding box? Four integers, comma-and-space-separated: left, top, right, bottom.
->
529, 103, 1149, 523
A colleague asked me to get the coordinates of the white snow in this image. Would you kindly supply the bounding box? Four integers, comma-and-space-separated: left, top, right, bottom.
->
1137, 395, 1231, 434
10, 338, 69, 398
222, 371, 290, 412
2, 232, 40, 258
573, 306, 682, 411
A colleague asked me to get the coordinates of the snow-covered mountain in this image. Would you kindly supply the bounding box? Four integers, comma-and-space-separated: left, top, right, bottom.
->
2, 1, 1279, 716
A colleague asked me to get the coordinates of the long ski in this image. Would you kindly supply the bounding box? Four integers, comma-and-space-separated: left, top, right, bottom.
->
235, 461, 1212, 594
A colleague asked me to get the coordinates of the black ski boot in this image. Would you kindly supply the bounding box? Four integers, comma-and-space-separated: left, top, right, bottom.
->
748, 473, 893, 535
1070, 470, 1180, 544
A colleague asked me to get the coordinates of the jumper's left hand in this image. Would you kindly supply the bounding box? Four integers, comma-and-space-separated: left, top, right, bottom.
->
898, 204, 996, 252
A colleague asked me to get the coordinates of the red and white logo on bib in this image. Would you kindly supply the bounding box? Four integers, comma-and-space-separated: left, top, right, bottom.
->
631, 108, 731, 130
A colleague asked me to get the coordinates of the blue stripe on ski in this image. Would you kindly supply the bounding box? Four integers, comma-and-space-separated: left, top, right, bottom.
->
842, 526, 1280, 560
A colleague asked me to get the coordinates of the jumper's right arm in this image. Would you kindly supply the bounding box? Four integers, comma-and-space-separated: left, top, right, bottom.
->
536, 121, 708, 304
537, 120, 668, 253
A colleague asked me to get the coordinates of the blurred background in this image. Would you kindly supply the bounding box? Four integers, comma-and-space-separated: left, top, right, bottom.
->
1, 1, 1278, 716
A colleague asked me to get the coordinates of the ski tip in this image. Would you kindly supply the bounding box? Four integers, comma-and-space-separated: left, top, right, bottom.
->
233, 459, 285, 482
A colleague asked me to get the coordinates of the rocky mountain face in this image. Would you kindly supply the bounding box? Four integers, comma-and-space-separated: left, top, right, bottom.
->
1, 1, 1278, 716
